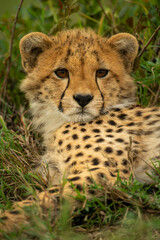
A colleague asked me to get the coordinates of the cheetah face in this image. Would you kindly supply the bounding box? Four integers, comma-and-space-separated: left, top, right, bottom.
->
19, 29, 138, 127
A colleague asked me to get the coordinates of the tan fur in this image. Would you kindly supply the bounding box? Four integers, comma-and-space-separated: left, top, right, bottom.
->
20, 29, 138, 139
0, 29, 159, 233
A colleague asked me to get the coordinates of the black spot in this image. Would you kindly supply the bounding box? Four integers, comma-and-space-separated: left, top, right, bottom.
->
41, 78, 47, 83
127, 130, 140, 135
48, 90, 53, 94
106, 129, 113, 132
136, 111, 142, 116
117, 150, 123, 156
81, 128, 86, 132
76, 152, 83, 157
75, 145, 80, 149
92, 129, 100, 133
110, 172, 116, 177
127, 122, 135, 126
75, 184, 82, 191
117, 113, 127, 120
110, 113, 115, 117
96, 138, 104, 143
72, 134, 78, 139
68, 176, 80, 181
64, 48, 71, 62
91, 50, 100, 62
63, 130, 69, 134
94, 147, 101, 152
98, 172, 105, 178
89, 168, 99, 171
113, 108, 121, 112
67, 144, 71, 150
94, 134, 101, 138
10, 210, 20, 215
31, 84, 41, 90
92, 158, 100, 165
117, 125, 123, 128
122, 159, 128, 166
151, 108, 158, 112
88, 121, 93, 124
105, 147, 113, 153
79, 123, 86, 126
144, 115, 151, 120
104, 161, 110, 166
114, 161, 118, 166
88, 189, 95, 195
125, 146, 129, 151
48, 188, 59, 193
143, 130, 153, 135
86, 176, 94, 184
133, 149, 139, 155
106, 135, 114, 138
58, 140, 63, 146
128, 106, 134, 110
65, 124, 70, 128
122, 169, 129, 174
73, 170, 79, 174
85, 144, 92, 148
73, 127, 77, 130
115, 138, 124, 142
147, 120, 159, 125
133, 140, 139, 144
71, 161, 77, 166
65, 156, 71, 163
108, 120, 117, 126
83, 135, 91, 140
95, 120, 103, 124
0, 216, 8, 220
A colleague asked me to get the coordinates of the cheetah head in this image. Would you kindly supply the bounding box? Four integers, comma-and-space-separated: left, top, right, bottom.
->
20, 29, 138, 133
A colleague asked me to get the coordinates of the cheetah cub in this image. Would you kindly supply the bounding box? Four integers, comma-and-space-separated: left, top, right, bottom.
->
0, 29, 160, 231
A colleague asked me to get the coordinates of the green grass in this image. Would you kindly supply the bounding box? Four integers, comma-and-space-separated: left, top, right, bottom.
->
0, 0, 160, 239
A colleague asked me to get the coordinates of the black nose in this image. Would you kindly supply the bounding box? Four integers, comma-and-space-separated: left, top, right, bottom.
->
73, 94, 93, 108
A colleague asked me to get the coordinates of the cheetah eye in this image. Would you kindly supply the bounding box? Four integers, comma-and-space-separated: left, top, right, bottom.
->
96, 69, 109, 78
54, 68, 69, 79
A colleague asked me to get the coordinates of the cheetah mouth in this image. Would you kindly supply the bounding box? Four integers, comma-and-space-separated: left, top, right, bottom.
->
68, 110, 95, 122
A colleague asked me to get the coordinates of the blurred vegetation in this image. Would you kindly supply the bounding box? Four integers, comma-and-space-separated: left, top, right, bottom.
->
0, 0, 160, 239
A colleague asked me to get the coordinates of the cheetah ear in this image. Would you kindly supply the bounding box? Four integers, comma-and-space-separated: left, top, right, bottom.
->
107, 33, 139, 73
19, 32, 53, 72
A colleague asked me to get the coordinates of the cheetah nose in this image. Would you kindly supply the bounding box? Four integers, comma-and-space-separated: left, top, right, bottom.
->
73, 94, 93, 108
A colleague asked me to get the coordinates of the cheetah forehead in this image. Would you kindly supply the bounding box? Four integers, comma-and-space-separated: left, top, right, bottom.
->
19, 28, 138, 73
52, 29, 103, 46
49, 30, 109, 69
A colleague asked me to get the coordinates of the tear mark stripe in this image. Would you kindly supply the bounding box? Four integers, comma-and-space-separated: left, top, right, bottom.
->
58, 75, 70, 112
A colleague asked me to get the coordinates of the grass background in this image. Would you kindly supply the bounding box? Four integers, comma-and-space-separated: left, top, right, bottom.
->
0, 0, 160, 239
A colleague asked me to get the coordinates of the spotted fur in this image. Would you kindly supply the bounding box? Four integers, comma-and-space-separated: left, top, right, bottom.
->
0, 29, 159, 232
